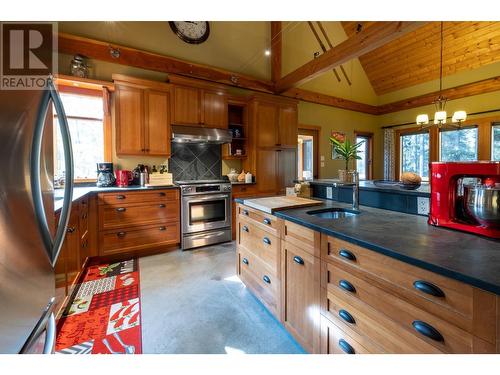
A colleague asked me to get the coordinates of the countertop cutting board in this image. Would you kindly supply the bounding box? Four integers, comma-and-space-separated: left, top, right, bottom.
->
241, 196, 323, 214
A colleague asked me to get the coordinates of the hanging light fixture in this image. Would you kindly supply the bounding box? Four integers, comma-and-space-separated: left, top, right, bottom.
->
416, 22, 467, 128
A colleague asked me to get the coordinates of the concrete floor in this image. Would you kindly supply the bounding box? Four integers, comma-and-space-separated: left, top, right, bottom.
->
139, 241, 305, 354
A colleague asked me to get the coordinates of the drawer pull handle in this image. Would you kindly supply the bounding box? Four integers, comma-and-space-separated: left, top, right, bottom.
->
413, 280, 445, 298
159, 204, 166, 208
242, 225, 249, 232
242, 210, 249, 216
263, 275, 271, 284
293, 256, 304, 265
159, 192, 166, 196
339, 279, 356, 293
159, 226, 166, 231
338, 339, 355, 354
82, 213, 87, 219
339, 309, 356, 324
66, 226, 75, 233
339, 249, 356, 262
263, 237, 271, 245
263, 218, 271, 225
116, 207, 126, 212
412, 320, 444, 342
242, 258, 249, 265
116, 195, 126, 200
117, 231, 126, 237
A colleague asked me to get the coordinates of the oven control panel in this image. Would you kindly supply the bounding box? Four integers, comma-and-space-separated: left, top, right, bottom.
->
180, 183, 231, 196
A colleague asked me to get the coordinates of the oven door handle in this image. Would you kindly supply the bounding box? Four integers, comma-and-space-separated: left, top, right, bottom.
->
183, 194, 230, 202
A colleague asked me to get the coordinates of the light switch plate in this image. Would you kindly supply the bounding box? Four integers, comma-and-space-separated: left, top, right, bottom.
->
321, 162, 325, 168
320, 155, 325, 161
326, 186, 333, 199
417, 197, 430, 216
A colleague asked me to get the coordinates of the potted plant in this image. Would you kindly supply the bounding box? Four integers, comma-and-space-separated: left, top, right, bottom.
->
330, 137, 364, 182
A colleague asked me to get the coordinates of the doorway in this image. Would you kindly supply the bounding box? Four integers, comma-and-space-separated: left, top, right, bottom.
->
298, 125, 320, 180
354, 131, 373, 180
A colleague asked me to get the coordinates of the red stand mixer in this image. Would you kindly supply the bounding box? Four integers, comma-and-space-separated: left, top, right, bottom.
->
429, 161, 500, 239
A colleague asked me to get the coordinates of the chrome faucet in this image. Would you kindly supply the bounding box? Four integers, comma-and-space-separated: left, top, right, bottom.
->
350, 171, 359, 210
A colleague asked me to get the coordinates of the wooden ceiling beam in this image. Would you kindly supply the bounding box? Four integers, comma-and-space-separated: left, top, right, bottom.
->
58, 32, 275, 94
274, 21, 427, 93
377, 76, 500, 114
282, 88, 379, 115
270, 21, 282, 83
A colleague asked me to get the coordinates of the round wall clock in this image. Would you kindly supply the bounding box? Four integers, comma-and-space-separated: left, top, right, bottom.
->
169, 21, 210, 44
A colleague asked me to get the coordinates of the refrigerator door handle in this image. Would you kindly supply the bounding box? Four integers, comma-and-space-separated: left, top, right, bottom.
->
43, 313, 56, 354
30, 76, 74, 266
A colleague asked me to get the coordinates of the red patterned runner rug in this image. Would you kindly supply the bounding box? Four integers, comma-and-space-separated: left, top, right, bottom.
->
55, 259, 142, 354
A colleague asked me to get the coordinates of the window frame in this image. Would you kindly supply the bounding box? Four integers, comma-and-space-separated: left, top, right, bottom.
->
492, 122, 500, 161
54, 77, 113, 182
438, 125, 479, 162
395, 126, 433, 181
354, 131, 373, 180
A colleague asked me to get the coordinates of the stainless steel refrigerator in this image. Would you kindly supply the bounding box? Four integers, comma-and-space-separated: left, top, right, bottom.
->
0, 78, 74, 353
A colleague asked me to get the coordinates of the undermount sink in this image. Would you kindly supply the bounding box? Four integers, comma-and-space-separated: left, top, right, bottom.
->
306, 207, 360, 219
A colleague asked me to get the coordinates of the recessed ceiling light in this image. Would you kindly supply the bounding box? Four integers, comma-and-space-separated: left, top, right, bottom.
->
264, 49, 271, 56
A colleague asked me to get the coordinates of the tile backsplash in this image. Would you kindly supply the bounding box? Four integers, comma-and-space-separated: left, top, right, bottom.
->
169, 143, 222, 181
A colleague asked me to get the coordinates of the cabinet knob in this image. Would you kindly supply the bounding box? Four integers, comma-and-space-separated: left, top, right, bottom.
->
116, 207, 126, 212
242, 258, 249, 265
117, 231, 126, 237
412, 320, 444, 342
116, 195, 126, 200
159, 226, 166, 231
159, 204, 166, 208
339, 309, 356, 324
242, 209, 249, 216
293, 256, 304, 265
242, 225, 249, 232
262, 275, 271, 284
159, 192, 166, 197
339, 249, 356, 262
339, 279, 356, 293
262, 237, 271, 245
263, 218, 271, 225
413, 280, 445, 298
338, 339, 355, 354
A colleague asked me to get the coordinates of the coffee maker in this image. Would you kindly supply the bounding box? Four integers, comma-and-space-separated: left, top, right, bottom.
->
429, 161, 500, 239
96, 162, 116, 187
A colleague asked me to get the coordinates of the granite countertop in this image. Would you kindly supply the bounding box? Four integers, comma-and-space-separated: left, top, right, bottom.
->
236, 197, 500, 295
54, 184, 178, 212
308, 179, 430, 197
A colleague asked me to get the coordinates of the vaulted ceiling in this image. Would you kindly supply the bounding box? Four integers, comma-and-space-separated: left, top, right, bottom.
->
342, 21, 500, 95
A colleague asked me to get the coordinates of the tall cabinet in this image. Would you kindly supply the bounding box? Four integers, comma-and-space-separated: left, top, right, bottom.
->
244, 95, 299, 195
113, 74, 172, 157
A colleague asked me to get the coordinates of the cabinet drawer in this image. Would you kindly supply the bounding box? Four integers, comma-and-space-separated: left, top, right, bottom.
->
238, 255, 279, 318
99, 222, 180, 255
320, 314, 372, 354
283, 220, 320, 257
98, 189, 179, 206
237, 204, 280, 237
323, 262, 474, 353
238, 247, 278, 296
321, 235, 474, 324
99, 201, 179, 230
238, 219, 279, 274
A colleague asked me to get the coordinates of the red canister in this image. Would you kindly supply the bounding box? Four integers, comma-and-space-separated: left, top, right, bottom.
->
115, 170, 133, 187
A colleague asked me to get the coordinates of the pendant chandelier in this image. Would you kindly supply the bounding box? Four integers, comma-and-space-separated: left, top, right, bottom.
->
416, 22, 467, 128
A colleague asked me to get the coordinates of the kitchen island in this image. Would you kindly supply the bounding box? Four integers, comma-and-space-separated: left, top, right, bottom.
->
234, 197, 500, 354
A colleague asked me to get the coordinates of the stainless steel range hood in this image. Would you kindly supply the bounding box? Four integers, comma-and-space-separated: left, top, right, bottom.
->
171, 125, 233, 144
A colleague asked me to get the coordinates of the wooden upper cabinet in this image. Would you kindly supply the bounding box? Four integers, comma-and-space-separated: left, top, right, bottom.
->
256, 102, 279, 147
145, 90, 170, 156
172, 85, 200, 125
171, 82, 228, 128
116, 85, 145, 155
201, 90, 227, 128
277, 149, 298, 194
278, 105, 298, 147
256, 149, 278, 193
113, 75, 171, 157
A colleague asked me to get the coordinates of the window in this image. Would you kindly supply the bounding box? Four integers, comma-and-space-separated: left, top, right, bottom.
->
297, 135, 314, 180
492, 124, 500, 161
439, 126, 478, 161
54, 92, 105, 180
400, 131, 430, 180
355, 133, 373, 180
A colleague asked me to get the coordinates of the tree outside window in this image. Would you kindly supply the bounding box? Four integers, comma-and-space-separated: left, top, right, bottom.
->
440, 127, 478, 162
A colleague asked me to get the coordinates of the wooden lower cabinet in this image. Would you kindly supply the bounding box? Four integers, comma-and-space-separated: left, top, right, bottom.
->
97, 188, 180, 256
281, 240, 321, 353
235, 203, 500, 354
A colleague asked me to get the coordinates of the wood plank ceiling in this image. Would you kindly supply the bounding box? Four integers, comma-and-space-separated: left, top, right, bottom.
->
342, 21, 500, 95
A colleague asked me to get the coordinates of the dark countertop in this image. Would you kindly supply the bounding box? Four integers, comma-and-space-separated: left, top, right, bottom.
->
236, 197, 500, 295
308, 179, 430, 197
231, 181, 256, 185
54, 185, 179, 212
